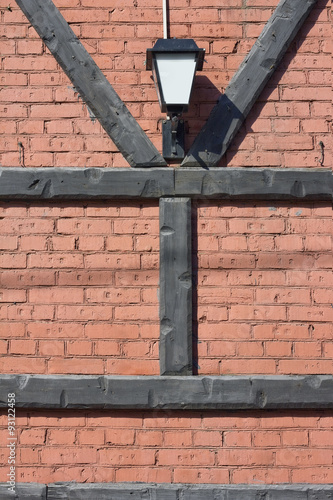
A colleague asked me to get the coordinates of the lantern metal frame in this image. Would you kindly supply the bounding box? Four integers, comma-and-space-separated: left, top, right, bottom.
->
146, 39, 205, 159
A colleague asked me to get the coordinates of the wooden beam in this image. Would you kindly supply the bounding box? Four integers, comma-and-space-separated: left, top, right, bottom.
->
182, 0, 317, 167
175, 167, 333, 200
0, 167, 331, 201
15, 0, 166, 168
159, 198, 192, 375
0, 483, 332, 499
1, 375, 332, 410
0, 167, 174, 199
45, 483, 333, 500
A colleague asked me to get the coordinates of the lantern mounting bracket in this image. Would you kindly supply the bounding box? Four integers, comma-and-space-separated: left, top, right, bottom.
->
162, 115, 185, 159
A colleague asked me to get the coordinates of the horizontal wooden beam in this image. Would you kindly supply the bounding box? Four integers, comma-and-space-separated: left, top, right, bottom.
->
15, 0, 166, 168
0, 168, 331, 200
1, 483, 332, 500
0, 375, 332, 410
175, 167, 332, 200
182, 0, 317, 167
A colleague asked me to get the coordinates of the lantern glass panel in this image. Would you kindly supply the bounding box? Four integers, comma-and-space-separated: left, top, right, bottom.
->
154, 52, 197, 109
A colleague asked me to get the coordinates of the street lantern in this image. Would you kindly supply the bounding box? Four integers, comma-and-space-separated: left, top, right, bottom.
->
146, 39, 205, 159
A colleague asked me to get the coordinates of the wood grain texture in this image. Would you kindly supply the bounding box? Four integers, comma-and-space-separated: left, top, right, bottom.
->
1, 375, 332, 409
159, 198, 192, 375
0, 167, 174, 199
45, 484, 333, 500
15, 0, 166, 168
175, 168, 333, 200
182, 0, 317, 167
0, 483, 46, 500
0, 167, 331, 200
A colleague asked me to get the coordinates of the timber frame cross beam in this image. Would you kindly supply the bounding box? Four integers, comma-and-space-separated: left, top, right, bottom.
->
0, 483, 333, 499
0, 165, 332, 405
15, 0, 317, 168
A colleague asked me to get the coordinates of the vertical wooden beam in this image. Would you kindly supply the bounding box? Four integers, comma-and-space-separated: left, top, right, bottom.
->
159, 198, 192, 375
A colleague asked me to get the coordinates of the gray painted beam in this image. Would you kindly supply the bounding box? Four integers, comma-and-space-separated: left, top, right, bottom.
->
0, 375, 332, 410
159, 198, 192, 375
0, 483, 330, 500
15, 0, 166, 168
0, 167, 174, 200
182, 0, 317, 167
175, 168, 333, 200
0, 167, 331, 200
0, 483, 46, 499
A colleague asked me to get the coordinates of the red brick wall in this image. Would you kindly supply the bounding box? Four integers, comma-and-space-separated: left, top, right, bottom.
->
0, 0, 332, 488
0, 410, 332, 484
195, 201, 333, 375
0, 202, 160, 376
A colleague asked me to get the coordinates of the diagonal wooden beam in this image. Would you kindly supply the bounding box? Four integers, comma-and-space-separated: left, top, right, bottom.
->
182, 0, 317, 168
15, 0, 166, 168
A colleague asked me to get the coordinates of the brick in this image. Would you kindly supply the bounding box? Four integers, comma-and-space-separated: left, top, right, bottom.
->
41, 447, 97, 465
57, 305, 112, 321
200, 253, 256, 269
66, 340, 92, 356
47, 429, 76, 445
94, 340, 120, 356
265, 341, 292, 357
229, 305, 286, 321
0, 356, 46, 373
222, 359, 277, 374
39, 340, 65, 357
0, 289, 26, 302
28, 254, 83, 269
253, 431, 281, 447
256, 288, 311, 304
278, 359, 333, 374
114, 304, 158, 321
48, 358, 104, 374
27, 322, 84, 338
122, 341, 151, 357
7, 304, 55, 321
158, 448, 215, 466
292, 467, 333, 483
20, 429, 46, 446
105, 428, 135, 446
10, 339, 36, 355
232, 467, 290, 484
99, 448, 156, 465
58, 270, 113, 286
276, 448, 332, 466
0, 218, 54, 234
282, 431, 309, 447
84, 254, 140, 270
85, 323, 139, 339
115, 467, 172, 484
78, 429, 105, 445
223, 431, 251, 448
208, 341, 237, 357
29, 287, 84, 304
164, 430, 192, 447
0, 322, 25, 338
173, 467, 229, 484
0, 253, 26, 268
218, 449, 275, 466
86, 287, 140, 304
106, 359, 159, 375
